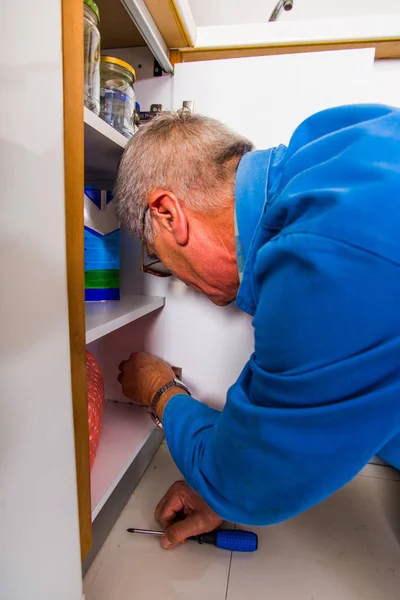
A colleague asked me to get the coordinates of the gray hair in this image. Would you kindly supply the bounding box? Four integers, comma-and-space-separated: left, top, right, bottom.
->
114, 111, 254, 243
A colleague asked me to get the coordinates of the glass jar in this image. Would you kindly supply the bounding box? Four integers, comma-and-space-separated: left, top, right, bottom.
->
100, 57, 136, 139
84, 0, 101, 115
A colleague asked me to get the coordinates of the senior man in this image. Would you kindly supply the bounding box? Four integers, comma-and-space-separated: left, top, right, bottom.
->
116, 104, 400, 549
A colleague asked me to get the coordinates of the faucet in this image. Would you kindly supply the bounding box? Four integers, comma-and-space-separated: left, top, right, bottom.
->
269, 0, 294, 21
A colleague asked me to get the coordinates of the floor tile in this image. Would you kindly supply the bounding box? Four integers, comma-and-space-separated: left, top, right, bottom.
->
84, 444, 231, 600
226, 475, 400, 600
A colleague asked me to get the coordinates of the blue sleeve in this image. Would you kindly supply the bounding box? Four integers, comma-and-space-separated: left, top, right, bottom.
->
163, 233, 400, 525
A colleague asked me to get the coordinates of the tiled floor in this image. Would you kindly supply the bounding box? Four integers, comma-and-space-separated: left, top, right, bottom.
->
84, 444, 400, 600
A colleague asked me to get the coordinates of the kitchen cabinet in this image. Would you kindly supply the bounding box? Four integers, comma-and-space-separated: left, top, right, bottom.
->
2, 0, 400, 598
83, 39, 400, 570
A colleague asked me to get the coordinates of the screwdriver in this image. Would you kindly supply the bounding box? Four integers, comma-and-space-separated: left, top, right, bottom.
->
127, 527, 258, 552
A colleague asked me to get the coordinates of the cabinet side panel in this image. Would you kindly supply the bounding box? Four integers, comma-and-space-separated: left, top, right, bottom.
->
62, 0, 92, 560
0, 0, 84, 596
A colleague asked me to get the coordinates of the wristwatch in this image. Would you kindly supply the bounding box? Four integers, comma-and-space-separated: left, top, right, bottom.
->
150, 378, 191, 429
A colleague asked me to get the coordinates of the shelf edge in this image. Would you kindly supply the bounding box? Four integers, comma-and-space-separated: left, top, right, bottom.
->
84, 106, 128, 149
85, 296, 165, 344
83, 427, 163, 575
91, 421, 156, 520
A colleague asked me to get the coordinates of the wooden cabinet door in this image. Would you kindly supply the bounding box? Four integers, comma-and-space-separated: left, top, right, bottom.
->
62, 0, 92, 561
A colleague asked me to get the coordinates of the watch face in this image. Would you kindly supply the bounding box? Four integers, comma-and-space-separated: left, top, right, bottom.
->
173, 379, 190, 395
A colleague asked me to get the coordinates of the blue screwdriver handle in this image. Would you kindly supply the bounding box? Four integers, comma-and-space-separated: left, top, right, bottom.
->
189, 529, 258, 552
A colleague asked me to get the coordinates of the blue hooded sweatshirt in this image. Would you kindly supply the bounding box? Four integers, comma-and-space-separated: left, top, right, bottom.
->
163, 104, 400, 525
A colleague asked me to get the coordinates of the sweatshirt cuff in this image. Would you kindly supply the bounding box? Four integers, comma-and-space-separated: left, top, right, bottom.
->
162, 393, 221, 472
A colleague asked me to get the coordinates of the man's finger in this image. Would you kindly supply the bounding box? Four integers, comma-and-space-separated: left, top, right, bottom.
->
154, 481, 184, 522
118, 360, 128, 372
154, 488, 170, 522
155, 491, 185, 529
161, 513, 210, 549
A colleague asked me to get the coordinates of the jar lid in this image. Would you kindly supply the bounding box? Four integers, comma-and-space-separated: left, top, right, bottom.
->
84, 0, 100, 24
101, 56, 136, 82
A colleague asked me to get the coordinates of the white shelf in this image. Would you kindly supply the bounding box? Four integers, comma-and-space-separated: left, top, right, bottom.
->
90, 401, 158, 520
85, 294, 165, 343
84, 106, 128, 188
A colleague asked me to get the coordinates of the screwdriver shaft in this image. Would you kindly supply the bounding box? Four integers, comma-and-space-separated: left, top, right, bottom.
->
127, 528, 163, 536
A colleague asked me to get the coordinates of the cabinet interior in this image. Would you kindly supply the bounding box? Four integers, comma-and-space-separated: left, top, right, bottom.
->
96, 0, 146, 49
80, 6, 400, 567
83, 28, 172, 566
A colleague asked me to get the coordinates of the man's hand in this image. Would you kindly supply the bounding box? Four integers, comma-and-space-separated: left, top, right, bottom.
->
155, 480, 223, 549
118, 352, 176, 407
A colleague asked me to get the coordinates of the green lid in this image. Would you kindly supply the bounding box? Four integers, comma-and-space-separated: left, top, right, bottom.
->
84, 0, 100, 24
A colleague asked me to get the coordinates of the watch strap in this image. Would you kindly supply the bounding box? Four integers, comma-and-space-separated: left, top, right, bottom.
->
150, 378, 191, 427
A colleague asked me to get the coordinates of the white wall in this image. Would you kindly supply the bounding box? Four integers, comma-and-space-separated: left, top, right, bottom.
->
0, 1, 83, 599
188, 0, 400, 26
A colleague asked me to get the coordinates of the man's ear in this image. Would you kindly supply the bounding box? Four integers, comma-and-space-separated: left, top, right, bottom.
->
148, 189, 189, 246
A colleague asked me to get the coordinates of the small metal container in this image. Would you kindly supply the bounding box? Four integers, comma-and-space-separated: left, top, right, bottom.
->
100, 57, 136, 138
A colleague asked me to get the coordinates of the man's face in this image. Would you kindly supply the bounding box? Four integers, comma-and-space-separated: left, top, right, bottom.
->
148, 204, 240, 307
